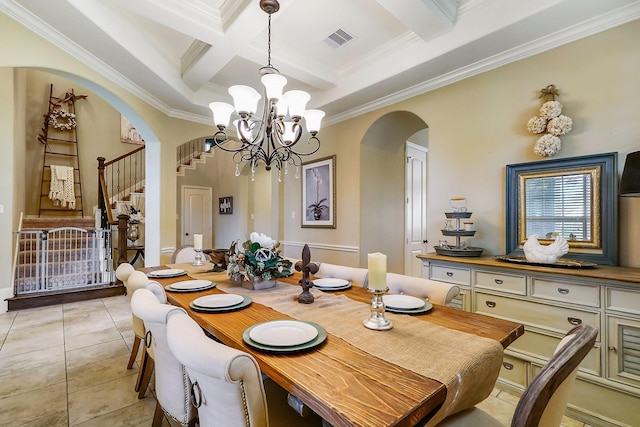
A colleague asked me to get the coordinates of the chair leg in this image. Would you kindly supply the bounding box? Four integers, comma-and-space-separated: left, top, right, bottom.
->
127, 335, 141, 369
138, 355, 154, 399
152, 401, 164, 427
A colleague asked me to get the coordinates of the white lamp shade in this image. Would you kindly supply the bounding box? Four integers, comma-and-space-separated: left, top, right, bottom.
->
209, 102, 235, 128
261, 73, 287, 100
229, 85, 261, 115
284, 90, 310, 118
282, 121, 297, 144
304, 109, 325, 133
275, 97, 288, 117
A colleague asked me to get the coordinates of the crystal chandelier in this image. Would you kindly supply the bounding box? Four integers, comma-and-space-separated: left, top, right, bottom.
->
209, 0, 325, 180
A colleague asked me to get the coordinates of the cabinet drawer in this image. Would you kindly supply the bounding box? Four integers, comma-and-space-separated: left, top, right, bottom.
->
531, 278, 600, 307
607, 288, 640, 316
475, 271, 526, 295
509, 329, 600, 375
474, 292, 600, 338
430, 265, 470, 286
499, 354, 527, 387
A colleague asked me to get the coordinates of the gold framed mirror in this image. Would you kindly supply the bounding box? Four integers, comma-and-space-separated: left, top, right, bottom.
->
506, 152, 618, 265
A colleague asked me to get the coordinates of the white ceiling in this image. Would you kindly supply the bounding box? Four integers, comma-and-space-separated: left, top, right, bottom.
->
2, 0, 640, 126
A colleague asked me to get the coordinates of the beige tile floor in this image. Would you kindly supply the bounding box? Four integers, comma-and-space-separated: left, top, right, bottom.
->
0, 295, 591, 427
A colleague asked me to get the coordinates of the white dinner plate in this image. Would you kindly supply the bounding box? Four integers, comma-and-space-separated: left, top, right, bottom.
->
313, 278, 350, 289
383, 294, 426, 310
148, 269, 186, 278
193, 294, 244, 309
169, 280, 213, 290
249, 320, 319, 347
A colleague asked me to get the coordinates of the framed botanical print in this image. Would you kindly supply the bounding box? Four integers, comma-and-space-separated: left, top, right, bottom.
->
301, 155, 336, 228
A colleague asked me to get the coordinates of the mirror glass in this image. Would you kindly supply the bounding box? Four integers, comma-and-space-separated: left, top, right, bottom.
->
506, 153, 618, 265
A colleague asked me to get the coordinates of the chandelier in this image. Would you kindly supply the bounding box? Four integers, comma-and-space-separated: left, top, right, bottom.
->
209, 0, 325, 179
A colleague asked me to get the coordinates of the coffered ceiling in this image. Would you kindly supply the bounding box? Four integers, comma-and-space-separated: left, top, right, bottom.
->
2, 0, 639, 126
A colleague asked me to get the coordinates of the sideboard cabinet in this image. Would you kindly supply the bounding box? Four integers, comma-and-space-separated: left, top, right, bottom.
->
419, 254, 640, 427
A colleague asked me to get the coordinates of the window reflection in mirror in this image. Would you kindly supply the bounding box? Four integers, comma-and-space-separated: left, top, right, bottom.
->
506, 153, 618, 265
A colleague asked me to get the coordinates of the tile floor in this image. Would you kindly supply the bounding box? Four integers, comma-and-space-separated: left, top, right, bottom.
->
0, 295, 591, 426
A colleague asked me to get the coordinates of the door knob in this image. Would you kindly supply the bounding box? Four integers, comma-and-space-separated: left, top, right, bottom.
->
423, 239, 428, 243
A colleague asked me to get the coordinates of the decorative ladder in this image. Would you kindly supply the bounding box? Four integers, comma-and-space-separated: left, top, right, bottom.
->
37, 84, 87, 217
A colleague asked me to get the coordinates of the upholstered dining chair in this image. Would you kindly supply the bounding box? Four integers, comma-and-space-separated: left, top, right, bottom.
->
171, 245, 211, 264
131, 288, 197, 427
115, 264, 146, 370
167, 310, 324, 427
435, 324, 598, 427
315, 263, 369, 287
385, 273, 460, 306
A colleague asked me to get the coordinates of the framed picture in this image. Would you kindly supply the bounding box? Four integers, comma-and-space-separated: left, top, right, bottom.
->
120, 115, 145, 145
302, 155, 336, 228
219, 196, 233, 214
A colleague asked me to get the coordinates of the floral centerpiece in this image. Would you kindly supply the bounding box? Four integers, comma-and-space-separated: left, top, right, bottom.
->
227, 232, 292, 290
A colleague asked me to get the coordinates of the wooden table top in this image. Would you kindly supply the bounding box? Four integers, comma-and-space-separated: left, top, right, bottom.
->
145, 267, 524, 427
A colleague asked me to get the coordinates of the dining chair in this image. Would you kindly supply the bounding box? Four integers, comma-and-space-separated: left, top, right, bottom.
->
115, 264, 145, 370
167, 310, 324, 427
385, 273, 460, 306
315, 262, 369, 287
131, 288, 197, 427
171, 245, 211, 264
435, 324, 598, 427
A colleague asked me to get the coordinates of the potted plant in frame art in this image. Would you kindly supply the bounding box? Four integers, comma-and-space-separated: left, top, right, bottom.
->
301, 156, 336, 228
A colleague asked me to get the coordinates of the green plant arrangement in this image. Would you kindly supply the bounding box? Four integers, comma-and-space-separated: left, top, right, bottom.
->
227, 232, 292, 281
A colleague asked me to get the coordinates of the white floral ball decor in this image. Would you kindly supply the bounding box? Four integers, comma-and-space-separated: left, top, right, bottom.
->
48, 108, 77, 131
527, 116, 547, 134
534, 134, 562, 157
539, 101, 563, 119
547, 115, 573, 136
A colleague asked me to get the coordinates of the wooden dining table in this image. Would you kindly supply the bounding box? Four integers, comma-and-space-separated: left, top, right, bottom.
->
143, 265, 524, 427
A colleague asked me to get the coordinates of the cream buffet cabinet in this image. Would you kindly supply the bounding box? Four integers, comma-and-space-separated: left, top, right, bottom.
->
418, 253, 640, 427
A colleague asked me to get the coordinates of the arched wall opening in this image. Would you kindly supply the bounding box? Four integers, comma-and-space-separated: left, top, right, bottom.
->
359, 111, 428, 274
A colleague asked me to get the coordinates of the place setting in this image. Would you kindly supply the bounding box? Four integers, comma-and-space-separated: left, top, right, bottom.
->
312, 278, 352, 292
243, 320, 327, 353
148, 268, 187, 278
165, 279, 216, 293
382, 294, 433, 315
189, 293, 252, 313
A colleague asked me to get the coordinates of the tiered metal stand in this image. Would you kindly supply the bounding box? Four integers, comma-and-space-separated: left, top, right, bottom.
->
434, 212, 483, 257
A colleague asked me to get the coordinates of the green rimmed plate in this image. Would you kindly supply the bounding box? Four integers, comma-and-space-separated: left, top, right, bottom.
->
165, 280, 216, 293
385, 300, 433, 315
243, 320, 327, 353
189, 295, 252, 312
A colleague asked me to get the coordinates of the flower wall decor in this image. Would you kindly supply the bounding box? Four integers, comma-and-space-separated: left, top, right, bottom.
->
526, 84, 573, 157
227, 232, 292, 281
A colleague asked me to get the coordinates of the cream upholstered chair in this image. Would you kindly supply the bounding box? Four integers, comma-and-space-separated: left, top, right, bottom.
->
131, 288, 197, 427
436, 324, 598, 427
315, 263, 369, 287
167, 310, 323, 427
385, 273, 460, 306
171, 245, 211, 264
115, 264, 146, 370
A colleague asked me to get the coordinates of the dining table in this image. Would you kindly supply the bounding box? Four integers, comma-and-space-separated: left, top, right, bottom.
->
142, 263, 524, 427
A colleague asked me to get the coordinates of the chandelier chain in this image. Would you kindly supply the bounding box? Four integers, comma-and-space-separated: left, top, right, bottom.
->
267, 14, 272, 68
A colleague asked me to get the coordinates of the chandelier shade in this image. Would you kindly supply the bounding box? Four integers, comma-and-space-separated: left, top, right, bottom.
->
208, 0, 324, 177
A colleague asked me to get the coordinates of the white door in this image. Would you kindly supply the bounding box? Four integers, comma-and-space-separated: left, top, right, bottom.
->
405, 142, 428, 277
181, 186, 212, 248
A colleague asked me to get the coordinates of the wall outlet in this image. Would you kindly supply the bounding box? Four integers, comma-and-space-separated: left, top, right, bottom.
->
291, 210, 295, 219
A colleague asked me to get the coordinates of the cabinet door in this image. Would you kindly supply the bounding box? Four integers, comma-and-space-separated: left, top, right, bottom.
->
607, 315, 640, 388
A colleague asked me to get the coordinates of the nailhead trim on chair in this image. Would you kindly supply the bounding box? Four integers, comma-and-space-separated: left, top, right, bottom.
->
240, 379, 250, 426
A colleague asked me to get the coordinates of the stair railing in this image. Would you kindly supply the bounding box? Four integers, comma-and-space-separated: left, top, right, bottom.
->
97, 145, 145, 265
176, 137, 211, 171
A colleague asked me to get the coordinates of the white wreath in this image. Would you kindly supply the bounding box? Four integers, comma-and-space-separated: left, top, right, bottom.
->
48, 108, 77, 131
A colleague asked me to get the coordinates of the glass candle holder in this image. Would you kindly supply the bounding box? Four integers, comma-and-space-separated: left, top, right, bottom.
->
363, 287, 393, 331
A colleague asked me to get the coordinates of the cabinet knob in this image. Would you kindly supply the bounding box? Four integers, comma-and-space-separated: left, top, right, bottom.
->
486, 301, 496, 308
609, 346, 618, 353
557, 288, 570, 295
502, 362, 514, 370
494, 279, 503, 285
567, 317, 582, 326
446, 272, 453, 277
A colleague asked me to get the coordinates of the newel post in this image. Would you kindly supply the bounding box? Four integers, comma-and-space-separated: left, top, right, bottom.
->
117, 213, 130, 266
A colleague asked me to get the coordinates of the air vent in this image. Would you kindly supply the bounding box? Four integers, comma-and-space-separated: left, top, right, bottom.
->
324, 28, 354, 48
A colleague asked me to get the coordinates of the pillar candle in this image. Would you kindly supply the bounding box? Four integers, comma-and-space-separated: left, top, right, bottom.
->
193, 234, 203, 250
368, 252, 387, 290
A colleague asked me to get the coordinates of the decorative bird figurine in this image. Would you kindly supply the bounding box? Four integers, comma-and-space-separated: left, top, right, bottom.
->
523, 234, 569, 264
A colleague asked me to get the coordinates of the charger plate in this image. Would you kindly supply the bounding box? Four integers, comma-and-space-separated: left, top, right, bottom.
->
313, 278, 352, 291
385, 300, 433, 315
148, 269, 187, 278
189, 295, 252, 313
165, 280, 215, 293
243, 321, 327, 353
383, 294, 426, 310
193, 293, 244, 308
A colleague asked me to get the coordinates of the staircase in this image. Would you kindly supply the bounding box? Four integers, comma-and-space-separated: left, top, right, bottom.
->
176, 137, 214, 176
8, 217, 123, 311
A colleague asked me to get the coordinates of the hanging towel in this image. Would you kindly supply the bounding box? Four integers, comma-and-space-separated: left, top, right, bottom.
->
49, 165, 76, 209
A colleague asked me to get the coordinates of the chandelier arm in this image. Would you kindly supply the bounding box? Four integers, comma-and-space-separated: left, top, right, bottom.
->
211, 131, 248, 154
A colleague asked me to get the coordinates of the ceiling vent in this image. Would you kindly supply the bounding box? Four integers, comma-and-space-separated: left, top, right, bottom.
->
324, 28, 354, 48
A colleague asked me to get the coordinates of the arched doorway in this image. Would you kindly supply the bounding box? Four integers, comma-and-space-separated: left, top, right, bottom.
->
359, 111, 428, 274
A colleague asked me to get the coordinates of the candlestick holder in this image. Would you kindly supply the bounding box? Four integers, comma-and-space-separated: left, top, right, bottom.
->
363, 287, 392, 330
192, 248, 205, 266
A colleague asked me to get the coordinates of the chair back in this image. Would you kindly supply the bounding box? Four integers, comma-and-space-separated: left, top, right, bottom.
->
511, 324, 598, 427
131, 289, 195, 425
386, 273, 460, 305
171, 245, 211, 264
167, 310, 269, 427
316, 263, 369, 287
146, 281, 168, 303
